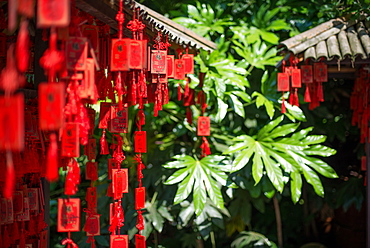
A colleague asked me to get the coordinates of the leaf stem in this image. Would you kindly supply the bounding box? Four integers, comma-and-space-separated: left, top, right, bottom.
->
210, 230, 216, 248
273, 195, 283, 248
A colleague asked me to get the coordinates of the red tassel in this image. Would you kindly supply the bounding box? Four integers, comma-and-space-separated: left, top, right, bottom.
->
281, 94, 286, 114
100, 130, 109, 155
304, 85, 311, 102
28, 216, 36, 236
200, 137, 211, 157
46, 133, 59, 182
136, 210, 145, 231
288, 91, 294, 105
11, 221, 20, 241
294, 89, 299, 106
184, 79, 190, 98
4, 151, 15, 199
3, 227, 11, 248
186, 107, 193, 125
177, 82, 182, 101
19, 231, 25, 248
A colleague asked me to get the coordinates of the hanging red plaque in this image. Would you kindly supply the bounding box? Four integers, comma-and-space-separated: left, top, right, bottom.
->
129, 40, 143, 69
86, 162, 98, 181
142, 40, 148, 69
110, 235, 129, 247
197, 116, 210, 136
13, 191, 24, 214
87, 138, 97, 160
39, 82, 65, 130
18, 0, 35, 18
0, 198, 7, 225
314, 62, 327, 82
85, 214, 100, 236
166, 55, 175, 78
17, 197, 30, 221
136, 234, 146, 248
86, 187, 97, 212
291, 68, 301, 88
111, 38, 130, 71
110, 103, 128, 133
0, 94, 24, 151
151, 50, 167, 74
300, 65, 313, 84
108, 158, 120, 180
99, 102, 111, 129
277, 73, 289, 92
57, 198, 80, 232
37, 0, 70, 28
61, 123, 80, 157
81, 25, 99, 58
112, 169, 129, 200
79, 58, 97, 101
134, 131, 147, 153
182, 54, 194, 75
28, 188, 39, 211
135, 187, 146, 210
174, 59, 185, 80
66, 37, 88, 71
88, 108, 96, 136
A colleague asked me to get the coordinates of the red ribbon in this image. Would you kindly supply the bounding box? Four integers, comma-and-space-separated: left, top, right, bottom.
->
61, 238, 78, 248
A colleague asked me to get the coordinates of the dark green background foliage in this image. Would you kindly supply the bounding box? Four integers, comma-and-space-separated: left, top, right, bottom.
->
50, 0, 369, 247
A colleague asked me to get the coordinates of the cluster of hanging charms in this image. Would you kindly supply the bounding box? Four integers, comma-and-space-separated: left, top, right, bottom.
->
278, 55, 328, 112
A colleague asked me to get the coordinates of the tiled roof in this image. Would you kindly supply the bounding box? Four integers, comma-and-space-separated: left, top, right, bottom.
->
279, 17, 370, 61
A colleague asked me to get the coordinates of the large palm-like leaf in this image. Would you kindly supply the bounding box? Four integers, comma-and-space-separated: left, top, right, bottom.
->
163, 155, 229, 215
224, 116, 337, 203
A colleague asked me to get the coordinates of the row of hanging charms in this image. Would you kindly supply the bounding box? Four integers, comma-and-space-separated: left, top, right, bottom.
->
277, 55, 327, 112
350, 66, 370, 144
107, 0, 130, 246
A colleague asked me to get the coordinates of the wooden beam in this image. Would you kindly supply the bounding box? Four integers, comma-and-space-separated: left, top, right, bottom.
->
75, 0, 118, 29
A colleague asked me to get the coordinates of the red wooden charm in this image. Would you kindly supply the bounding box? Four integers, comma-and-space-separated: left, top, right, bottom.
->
13, 191, 24, 214
39, 82, 65, 130
79, 58, 97, 101
16, 197, 30, 221
314, 63, 327, 82
174, 59, 185, 80
86, 162, 98, 181
18, 0, 35, 18
27, 188, 39, 211
135, 234, 146, 248
182, 54, 194, 74
197, 116, 210, 136
82, 25, 99, 58
57, 198, 80, 232
134, 131, 147, 153
61, 123, 80, 157
85, 214, 100, 236
166, 55, 175, 78
37, 0, 70, 28
277, 73, 289, 92
135, 187, 146, 210
0, 198, 7, 225
291, 68, 301, 88
111, 38, 130, 71
87, 138, 97, 160
110, 235, 129, 248
112, 169, 129, 200
0, 94, 24, 151
129, 40, 143, 69
300, 65, 313, 84
66, 37, 88, 70
108, 158, 120, 180
110, 103, 128, 133
98, 102, 111, 129
86, 187, 97, 212
151, 50, 167, 74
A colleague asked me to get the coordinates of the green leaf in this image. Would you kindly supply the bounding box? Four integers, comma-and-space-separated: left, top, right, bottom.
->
164, 155, 228, 215
290, 171, 302, 203
252, 150, 264, 185
257, 115, 284, 140
230, 94, 245, 117
215, 98, 228, 122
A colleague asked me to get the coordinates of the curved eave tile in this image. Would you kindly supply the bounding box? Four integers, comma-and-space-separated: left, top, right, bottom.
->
304, 47, 316, 61
357, 22, 370, 57
337, 30, 352, 59
327, 35, 341, 60
347, 26, 367, 59
316, 40, 328, 60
